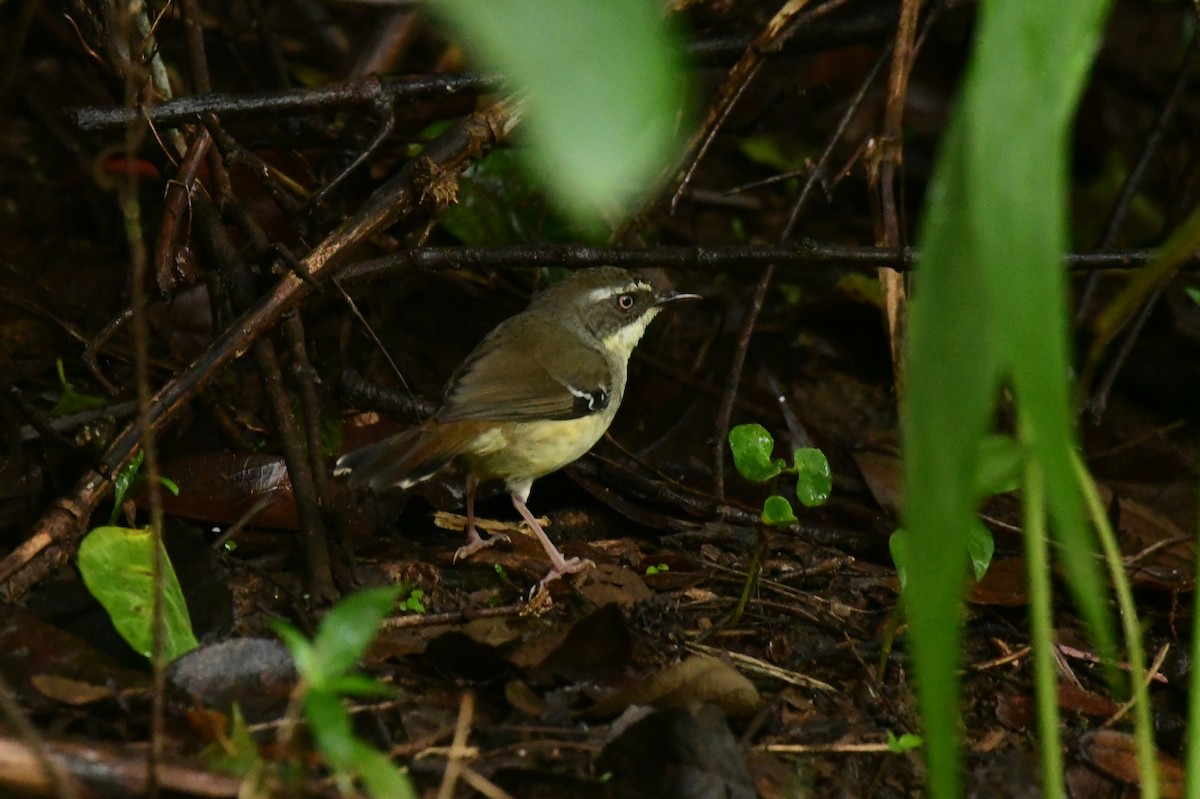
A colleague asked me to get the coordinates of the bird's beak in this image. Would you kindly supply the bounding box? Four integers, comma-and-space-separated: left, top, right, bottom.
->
654, 290, 702, 306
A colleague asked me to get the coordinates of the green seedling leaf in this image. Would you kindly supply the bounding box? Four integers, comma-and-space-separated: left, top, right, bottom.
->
402, 589, 426, 614
109, 451, 145, 524
109, 451, 180, 525
201, 703, 261, 777
889, 528, 909, 591
304, 586, 401, 685
77, 526, 199, 661
645, 564, 669, 576
432, 0, 689, 225
1185, 285, 1200, 306
792, 447, 833, 507
738, 133, 811, 172
729, 424, 786, 482
966, 521, 995, 582
761, 495, 798, 526
973, 435, 1025, 497
52, 358, 107, 416
886, 730, 923, 753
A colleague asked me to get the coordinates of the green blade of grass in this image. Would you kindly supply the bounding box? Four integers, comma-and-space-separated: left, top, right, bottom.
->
904, 0, 1115, 795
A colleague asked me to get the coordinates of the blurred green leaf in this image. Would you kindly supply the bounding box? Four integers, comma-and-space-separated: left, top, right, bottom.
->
307, 586, 400, 685
973, 435, 1025, 497
729, 424, 786, 482
305, 689, 357, 773
77, 526, 199, 661
792, 448, 832, 507
966, 521, 995, 582
431, 0, 689, 224
356, 744, 418, 799
760, 495, 797, 527
903, 0, 1115, 793
270, 621, 314, 677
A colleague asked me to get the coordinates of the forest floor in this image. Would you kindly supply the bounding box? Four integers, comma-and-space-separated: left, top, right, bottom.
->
1, 1, 1198, 797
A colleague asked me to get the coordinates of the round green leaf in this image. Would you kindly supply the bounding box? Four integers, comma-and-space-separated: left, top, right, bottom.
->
729, 424, 786, 482
760, 495, 797, 526
792, 447, 832, 506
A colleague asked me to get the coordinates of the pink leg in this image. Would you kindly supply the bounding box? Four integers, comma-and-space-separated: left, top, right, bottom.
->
453, 475, 508, 562
511, 493, 593, 587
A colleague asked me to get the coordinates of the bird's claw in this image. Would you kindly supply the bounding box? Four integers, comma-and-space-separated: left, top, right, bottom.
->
453, 530, 510, 563
532, 557, 595, 595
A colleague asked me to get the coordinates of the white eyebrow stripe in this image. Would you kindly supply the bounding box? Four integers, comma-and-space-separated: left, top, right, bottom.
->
586, 282, 651, 303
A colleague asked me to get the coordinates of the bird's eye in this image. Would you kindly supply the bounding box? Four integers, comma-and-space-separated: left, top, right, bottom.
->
616, 293, 635, 310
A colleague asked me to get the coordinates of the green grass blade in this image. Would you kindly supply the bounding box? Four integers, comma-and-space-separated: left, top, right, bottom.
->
905, 0, 1115, 795
1021, 461, 1064, 798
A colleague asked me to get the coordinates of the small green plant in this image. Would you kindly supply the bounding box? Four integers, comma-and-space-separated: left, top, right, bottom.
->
728, 423, 832, 525
886, 730, 923, 754
51, 358, 107, 416
78, 525, 199, 661
493, 563, 507, 579
645, 564, 669, 576
272, 586, 416, 799
78, 449, 192, 662
400, 588, 426, 614
109, 449, 180, 525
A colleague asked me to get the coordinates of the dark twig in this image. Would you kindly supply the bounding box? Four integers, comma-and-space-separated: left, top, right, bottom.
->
106, 8, 170, 797
284, 312, 333, 505
337, 242, 1168, 283
153, 127, 212, 295
70, 72, 497, 131
873, 0, 922, 390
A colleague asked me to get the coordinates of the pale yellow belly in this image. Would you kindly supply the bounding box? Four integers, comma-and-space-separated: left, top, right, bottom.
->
462, 411, 614, 485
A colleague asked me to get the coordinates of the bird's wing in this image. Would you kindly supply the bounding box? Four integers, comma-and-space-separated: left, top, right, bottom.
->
436, 316, 614, 423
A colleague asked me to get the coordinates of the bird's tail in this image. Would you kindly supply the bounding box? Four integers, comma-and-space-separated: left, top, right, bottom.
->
333, 423, 465, 491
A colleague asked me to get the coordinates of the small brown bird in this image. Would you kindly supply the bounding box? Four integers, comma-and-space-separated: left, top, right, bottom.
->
335, 267, 698, 588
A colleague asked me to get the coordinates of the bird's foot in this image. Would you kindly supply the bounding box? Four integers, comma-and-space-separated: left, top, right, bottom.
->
453, 528, 510, 563
534, 556, 596, 592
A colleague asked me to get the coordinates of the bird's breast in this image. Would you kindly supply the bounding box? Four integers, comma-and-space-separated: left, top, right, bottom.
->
460, 407, 617, 485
